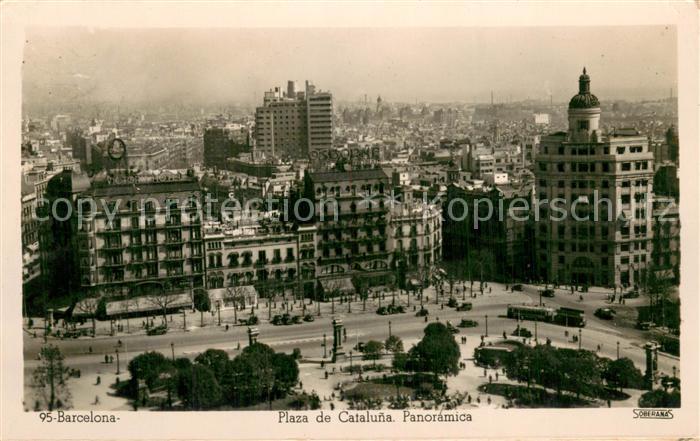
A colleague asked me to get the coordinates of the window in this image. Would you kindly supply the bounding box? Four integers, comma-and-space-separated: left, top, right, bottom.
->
621, 162, 631, 171
557, 163, 565, 172
578, 120, 589, 130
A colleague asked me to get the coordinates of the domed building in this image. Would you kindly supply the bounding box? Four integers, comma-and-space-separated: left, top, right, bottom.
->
534, 69, 655, 290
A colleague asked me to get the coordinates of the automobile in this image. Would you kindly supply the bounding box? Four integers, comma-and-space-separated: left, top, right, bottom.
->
456, 302, 473, 311
594, 308, 616, 320
622, 290, 640, 299
353, 342, 365, 352
512, 284, 523, 291
637, 321, 654, 330
445, 321, 460, 334
541, 289, 555, 298
303, 313, 315, 322
146, 325, 167, 336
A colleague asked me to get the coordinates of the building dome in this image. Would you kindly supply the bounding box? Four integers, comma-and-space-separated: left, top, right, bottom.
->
568, 67, 600, 109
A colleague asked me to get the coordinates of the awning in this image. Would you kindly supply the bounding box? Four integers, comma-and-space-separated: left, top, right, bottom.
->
102, 292, 193, 317
208, 286, 258, 307
319, 277, 355, 294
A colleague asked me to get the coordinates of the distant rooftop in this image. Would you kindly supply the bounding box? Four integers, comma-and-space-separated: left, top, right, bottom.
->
308, 168, 389, 183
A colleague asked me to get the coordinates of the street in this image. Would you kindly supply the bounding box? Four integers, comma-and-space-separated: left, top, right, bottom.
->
23, 282, 679, 410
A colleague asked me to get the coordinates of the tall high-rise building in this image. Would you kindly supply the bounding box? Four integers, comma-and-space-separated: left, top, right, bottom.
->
254, 80, 333, 159
535, 69, 654, 289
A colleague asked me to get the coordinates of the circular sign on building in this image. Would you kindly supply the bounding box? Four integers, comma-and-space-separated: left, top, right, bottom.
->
107, 138, 127, 160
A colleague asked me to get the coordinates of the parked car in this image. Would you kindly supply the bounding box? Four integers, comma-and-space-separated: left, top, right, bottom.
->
622, 290, 640, 299
594, 308, 616, 320
512, 284, 523, 291
637, 321, 654, 330
445, 321, 460, 334
146, 325, 167, 336
303, 313, 315, 322
541, 289, 555, 298
456, 302, 473, 311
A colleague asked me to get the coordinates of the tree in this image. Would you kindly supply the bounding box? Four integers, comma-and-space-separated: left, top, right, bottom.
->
74, 297, 100, 336
194, 349, 229, 378
638, 388, 681, 408
408, 323, 460, 381
641, 269, 674, 327
221, 343, 299, 409
177, 364, 222, 410
603, 357, 645, 391
32, 345, 71, 410
127, 351, 174, 392
225, 285, 248, 323
145, 290, 179, 328
193, 290, 211, 327
362, 340, 385, 364
385, 335, 404, 354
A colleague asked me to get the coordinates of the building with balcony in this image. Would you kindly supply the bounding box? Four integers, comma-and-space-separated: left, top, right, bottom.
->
301, 168, 393, 294
37, 170, 205, 314
534, 69, 655, 288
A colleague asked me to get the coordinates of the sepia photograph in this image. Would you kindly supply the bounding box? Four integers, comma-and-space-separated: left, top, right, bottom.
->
1, 2, 698, 440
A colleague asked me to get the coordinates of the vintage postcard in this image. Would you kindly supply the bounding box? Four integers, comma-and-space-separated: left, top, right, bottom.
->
1, 1, 698, 440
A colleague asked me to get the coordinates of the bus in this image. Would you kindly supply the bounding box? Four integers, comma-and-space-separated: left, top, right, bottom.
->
506, 304, 556, 322
554, 307, 586, 327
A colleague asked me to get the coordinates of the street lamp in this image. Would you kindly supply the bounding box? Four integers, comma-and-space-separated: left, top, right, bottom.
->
484, 315, 489, 337
322, 333, 327, 358
388, 320, 392, 338
115, 348, 121, 375
578, 328, 582, 350
171, 342, 175, 361
616, 341, 620, 359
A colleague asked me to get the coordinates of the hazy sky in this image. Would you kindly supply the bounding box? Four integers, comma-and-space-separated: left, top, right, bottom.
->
23, 26, 677, 106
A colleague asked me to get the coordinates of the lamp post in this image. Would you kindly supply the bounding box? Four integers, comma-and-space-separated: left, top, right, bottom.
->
578, 328, 582, 350
170, 342, 175, 361
388, 320, 392, 338
322, 333, 327, 358
182, 309, 187, 331
115, 348, 121, 375
349, 350, 353, 369
217, 301, 221, 326
484, 315, 489, 337
616, 341, 620, 359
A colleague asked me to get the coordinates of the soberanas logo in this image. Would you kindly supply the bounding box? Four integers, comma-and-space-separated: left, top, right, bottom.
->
633, 409, 674, 419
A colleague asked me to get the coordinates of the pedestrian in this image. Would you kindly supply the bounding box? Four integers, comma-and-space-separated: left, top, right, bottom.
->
89, 346, 93, 354
489, 374, 492, 384
502, 331, 507, 339
495, 372, 499, 381
324, 371, 328, 379
104, 354, 109, 364
96, 376, 101, 385
94, 395, 100, 405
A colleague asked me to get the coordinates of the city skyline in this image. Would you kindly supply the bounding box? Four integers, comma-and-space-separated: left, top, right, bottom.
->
22, 26, 677, 108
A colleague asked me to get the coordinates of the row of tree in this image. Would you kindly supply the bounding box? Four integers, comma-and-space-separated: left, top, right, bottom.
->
501, 344, 645, 400
127, 343, 299, 410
